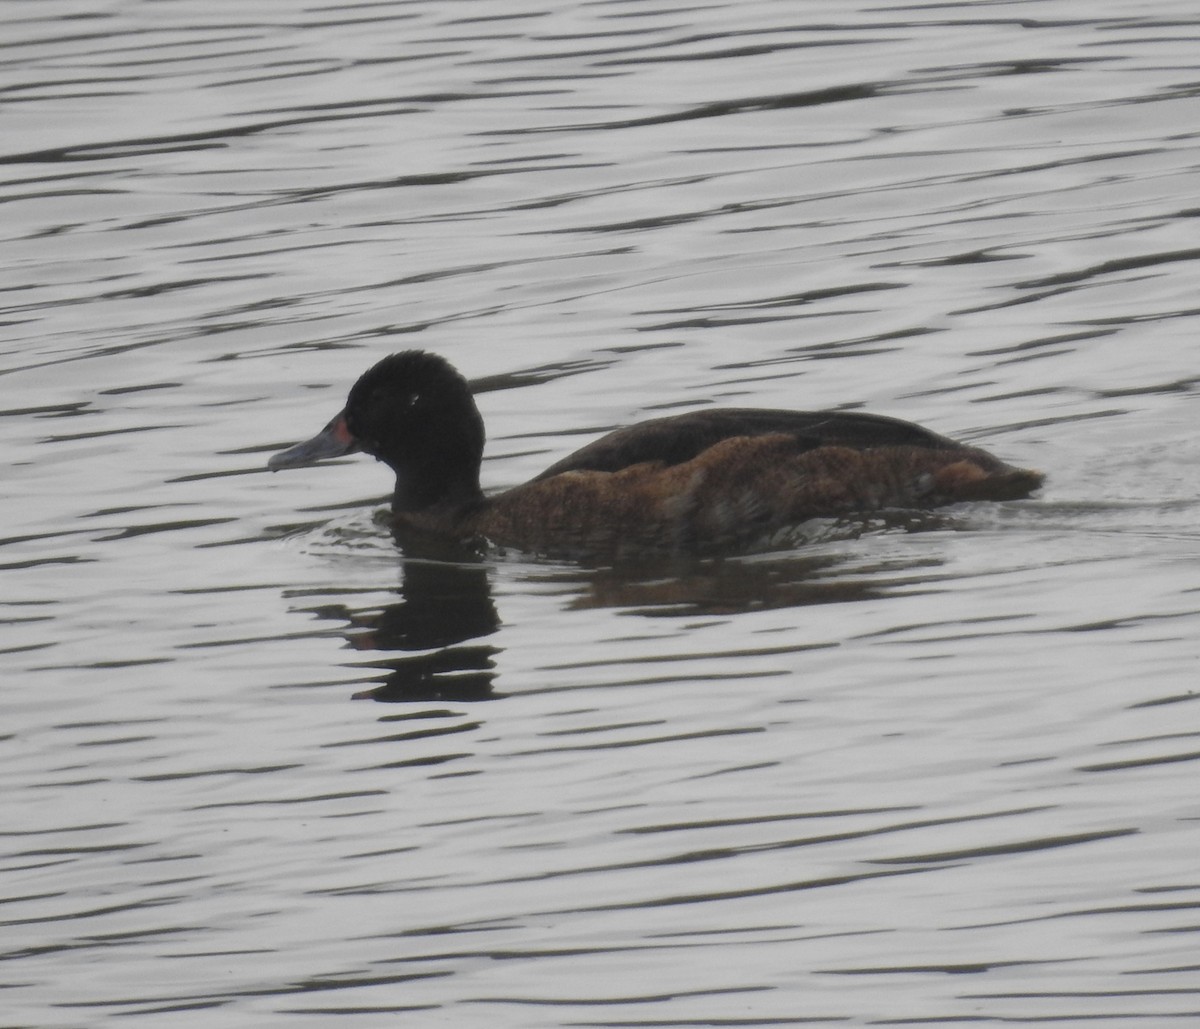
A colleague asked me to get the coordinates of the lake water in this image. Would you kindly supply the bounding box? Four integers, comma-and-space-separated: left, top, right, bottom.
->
4, 1, 1200, 1025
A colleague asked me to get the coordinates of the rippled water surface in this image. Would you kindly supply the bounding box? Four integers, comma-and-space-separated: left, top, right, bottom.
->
5, 1, 1200, 1025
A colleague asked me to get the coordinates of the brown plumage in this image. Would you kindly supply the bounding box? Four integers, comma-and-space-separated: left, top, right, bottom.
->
268, 351, 1043, 558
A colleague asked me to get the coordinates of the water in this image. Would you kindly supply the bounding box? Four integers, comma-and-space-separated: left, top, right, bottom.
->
4, 1, 1200, 1025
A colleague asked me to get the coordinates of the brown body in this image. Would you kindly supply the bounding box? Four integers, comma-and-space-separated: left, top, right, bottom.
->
404, 436, 1041, 557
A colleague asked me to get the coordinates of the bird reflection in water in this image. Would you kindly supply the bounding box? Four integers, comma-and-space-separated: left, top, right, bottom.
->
330, 531, 502, 703
298, 510, 952, 701
541, 511, 952, 617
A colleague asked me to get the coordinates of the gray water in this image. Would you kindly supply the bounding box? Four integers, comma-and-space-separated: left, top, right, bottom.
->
4, 1, 1200, 1026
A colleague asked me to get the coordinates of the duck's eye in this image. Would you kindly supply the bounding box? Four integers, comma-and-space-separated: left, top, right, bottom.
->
405, 392, 421, 407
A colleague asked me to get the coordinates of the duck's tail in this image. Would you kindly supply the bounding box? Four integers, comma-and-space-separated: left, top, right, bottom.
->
931, 459, 1045, 502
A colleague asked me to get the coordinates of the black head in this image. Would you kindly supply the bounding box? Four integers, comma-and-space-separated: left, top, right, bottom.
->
269, 351, 486, 513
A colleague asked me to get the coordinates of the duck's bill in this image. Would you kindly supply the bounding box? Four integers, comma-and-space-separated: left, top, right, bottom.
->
268, 413, 360, 470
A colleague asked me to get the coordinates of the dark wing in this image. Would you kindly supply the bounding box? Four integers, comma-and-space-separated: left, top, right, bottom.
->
534, 407, 965, 481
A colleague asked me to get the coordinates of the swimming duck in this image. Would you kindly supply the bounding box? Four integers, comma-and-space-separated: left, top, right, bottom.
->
268, 351, 1043, 556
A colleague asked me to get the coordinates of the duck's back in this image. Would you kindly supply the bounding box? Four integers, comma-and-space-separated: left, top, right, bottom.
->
533, 408, 964, 481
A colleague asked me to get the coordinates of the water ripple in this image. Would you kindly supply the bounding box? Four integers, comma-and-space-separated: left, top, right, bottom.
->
4, 1, 1200, 1025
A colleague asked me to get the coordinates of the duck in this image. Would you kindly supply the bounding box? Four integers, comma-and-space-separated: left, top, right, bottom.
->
268, 350, 1043, 557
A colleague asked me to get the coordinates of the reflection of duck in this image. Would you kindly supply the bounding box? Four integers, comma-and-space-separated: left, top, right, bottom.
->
269, 351, 1043, 558
315, 558, 502, 703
